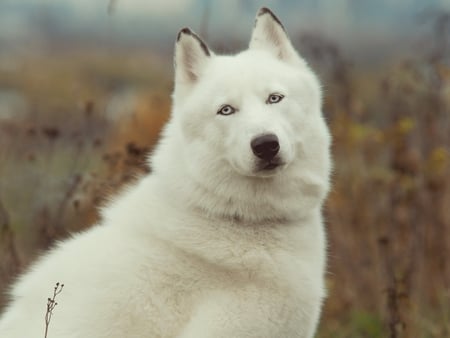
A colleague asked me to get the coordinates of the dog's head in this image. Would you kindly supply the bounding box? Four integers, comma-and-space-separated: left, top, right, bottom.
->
154, 8, 331, 220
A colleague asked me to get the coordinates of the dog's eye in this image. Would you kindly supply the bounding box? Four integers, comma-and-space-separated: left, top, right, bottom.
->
217, 104, 236, 116
266, 93, 284, 104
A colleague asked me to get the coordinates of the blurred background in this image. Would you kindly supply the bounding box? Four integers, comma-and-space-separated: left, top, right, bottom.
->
0, 1, 449, 337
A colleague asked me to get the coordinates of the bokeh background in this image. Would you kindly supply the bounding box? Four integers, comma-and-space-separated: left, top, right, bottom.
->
0, 1, 449, 337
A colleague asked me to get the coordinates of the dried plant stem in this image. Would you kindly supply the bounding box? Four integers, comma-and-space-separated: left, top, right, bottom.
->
44, 282, 64, 338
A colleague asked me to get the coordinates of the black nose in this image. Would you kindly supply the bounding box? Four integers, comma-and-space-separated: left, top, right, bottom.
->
251, 134, 280, 161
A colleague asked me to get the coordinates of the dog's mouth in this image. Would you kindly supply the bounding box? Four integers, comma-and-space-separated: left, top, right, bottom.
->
257, 158, 285, 172
230, 157, 286, 178
262, 162, 280, 170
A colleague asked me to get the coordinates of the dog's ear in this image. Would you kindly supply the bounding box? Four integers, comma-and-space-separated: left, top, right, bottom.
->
175, 28, 211, 88
249, 8, 302, 65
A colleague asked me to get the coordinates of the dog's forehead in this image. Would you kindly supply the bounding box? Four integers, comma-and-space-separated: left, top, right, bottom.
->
205, 50, 295, 90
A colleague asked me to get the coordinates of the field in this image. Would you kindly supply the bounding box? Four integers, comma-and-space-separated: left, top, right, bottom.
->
0, 32, 449, 337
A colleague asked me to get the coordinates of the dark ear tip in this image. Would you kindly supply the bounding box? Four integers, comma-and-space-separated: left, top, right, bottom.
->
256, 7, 285, 31
177, 27, 193, 41
258, 7, 272, 16
175, 27, 211, 57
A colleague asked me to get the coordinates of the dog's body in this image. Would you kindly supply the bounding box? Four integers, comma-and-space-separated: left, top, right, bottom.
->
0, 8, 331, 338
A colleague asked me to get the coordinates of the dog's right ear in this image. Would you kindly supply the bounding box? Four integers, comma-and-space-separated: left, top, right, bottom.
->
250, 8, 303, 66
174, 28, 211, 90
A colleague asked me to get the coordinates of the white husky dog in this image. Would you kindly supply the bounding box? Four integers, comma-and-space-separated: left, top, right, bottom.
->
0, 7, 331, 338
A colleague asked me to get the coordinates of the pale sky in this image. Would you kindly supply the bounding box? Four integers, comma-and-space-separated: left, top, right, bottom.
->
0, 0, 447, 62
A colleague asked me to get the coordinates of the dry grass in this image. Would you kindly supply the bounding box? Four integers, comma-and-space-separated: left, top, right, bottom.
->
0, 33, 449, 337
0, 48, 170, 300
304, 32, 450, 337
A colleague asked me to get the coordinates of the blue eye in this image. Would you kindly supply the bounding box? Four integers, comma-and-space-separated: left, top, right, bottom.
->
217, 104, 236, 116
266, 93, 284, 104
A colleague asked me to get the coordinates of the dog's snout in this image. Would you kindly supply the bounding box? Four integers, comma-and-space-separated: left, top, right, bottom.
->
251, 134, 280, 161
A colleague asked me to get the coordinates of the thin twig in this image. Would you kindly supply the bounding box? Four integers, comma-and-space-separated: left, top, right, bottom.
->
44, 282, 64, 338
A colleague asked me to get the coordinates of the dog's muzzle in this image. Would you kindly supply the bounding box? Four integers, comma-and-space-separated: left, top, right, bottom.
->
251, 134, 279, 161
251, 134, 284, 172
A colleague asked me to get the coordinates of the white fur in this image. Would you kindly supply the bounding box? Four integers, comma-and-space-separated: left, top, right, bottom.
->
0, 8, 331, 338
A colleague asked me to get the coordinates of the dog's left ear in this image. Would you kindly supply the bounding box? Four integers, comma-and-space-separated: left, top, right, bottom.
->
175, 28, 211, 86
249, 8, 302, 65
